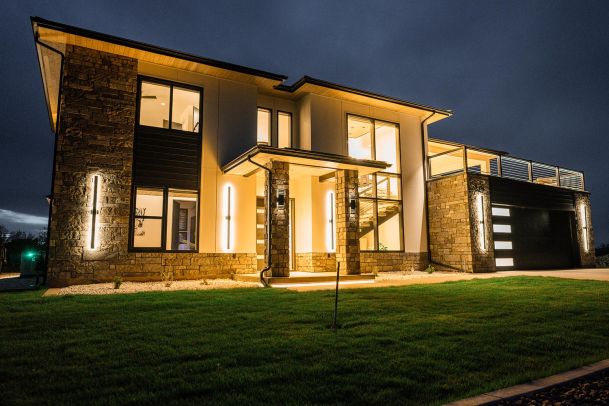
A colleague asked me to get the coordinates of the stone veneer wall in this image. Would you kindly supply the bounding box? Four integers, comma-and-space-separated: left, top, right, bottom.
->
466, 174, 496, 272
574, 192, 596, 267
265, 161, 290, 277
426, 173, 475, 272
335, 170, 360, 274
360, 252, 428, 273
47, 45, 256, 286
295, 253, 336, 272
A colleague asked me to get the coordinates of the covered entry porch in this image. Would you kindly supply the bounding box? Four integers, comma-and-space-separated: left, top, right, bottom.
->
222, 145, 389, 282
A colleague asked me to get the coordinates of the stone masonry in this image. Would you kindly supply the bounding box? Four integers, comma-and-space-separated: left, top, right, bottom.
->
467, 174, 496, 272
427, 173, 476, 272
265, 160, 290, 277
47, 45, 256, 286
296, 253, 336, 272
360, 252, 428, 273
335, 169, 360, 274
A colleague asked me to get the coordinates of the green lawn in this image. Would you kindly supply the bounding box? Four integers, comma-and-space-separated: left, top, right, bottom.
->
2, 277, 609, 405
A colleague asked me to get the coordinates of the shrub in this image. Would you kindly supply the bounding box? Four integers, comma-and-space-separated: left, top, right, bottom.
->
113, 276, 122, 289
425, 264, 436, 274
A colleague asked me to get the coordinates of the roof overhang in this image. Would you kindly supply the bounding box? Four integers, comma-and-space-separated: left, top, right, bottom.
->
222, 145, 390, 176
275, 76, 452, 124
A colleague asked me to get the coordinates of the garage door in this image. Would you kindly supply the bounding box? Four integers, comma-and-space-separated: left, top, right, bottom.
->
492, 205, 578, 270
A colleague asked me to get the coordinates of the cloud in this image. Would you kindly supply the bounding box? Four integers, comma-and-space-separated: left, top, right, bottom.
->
0, 209, 48, 226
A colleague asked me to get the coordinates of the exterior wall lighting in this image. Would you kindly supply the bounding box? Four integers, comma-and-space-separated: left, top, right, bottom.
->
223, 184, 234, 252
327, 191, 335, 252
349, 196, 356, 215
89, 174, 100, 250
476, 193, 486, 251
277, 189, 286, 208
580, 204, 589, 252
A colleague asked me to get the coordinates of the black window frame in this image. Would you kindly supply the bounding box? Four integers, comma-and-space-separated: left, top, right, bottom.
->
347, 113, 404, 252
137, 76, 202, 134
130, 76, 203, 253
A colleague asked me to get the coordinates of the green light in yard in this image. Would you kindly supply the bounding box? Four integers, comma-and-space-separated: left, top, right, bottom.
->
25, 251, 36, 259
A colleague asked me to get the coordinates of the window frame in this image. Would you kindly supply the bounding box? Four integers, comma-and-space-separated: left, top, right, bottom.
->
347, 114, 404, 252
257, 107, 272, 145
136, 76, 203, 135
277, 110, 293, 148
129, 185, 200, 253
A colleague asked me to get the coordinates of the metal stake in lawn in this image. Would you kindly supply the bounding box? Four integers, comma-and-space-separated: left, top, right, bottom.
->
332, 262, 340, 330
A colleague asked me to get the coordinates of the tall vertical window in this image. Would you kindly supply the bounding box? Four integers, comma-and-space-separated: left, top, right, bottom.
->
278, 111, 292, 148
257, 108, 271, 144
132, 77, 202, 252
348, 115, 403, 251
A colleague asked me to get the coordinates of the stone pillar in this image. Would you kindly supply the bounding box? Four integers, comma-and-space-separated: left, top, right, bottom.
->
265, 161, 290, 277
335, 169, 360, 275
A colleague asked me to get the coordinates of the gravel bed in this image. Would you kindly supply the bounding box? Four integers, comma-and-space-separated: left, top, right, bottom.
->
56, 278, 260, 295
498, 369, 609, 405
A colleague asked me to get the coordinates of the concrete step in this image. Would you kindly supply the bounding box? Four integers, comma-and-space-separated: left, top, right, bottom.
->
234, 273, 376, 285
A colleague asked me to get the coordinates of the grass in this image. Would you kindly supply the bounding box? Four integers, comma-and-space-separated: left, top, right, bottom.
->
2, 276, 609, 405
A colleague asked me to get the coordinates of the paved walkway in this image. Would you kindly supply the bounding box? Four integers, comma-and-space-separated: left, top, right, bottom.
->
288, 268, 609, 291
0, 274, 40, 292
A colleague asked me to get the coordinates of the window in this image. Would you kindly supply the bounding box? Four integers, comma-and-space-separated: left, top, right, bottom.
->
257, 108, 271, 144
139, 80, 200, 132
348, 115, 403, 251
278, 111, 292, 148
131, 187, 198, 251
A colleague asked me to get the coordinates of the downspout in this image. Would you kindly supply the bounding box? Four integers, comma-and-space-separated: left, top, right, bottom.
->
247, 155, 272, 287
34, 34, 65, 285
420, 111, 436, 268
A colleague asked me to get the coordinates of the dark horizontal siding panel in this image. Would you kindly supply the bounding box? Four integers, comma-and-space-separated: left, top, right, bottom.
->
489, 177, 574, 211
133, 128, 200, 190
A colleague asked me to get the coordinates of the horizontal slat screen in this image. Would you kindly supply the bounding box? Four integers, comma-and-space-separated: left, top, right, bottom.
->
500, 156, 530, 181
134, 127, 200, 190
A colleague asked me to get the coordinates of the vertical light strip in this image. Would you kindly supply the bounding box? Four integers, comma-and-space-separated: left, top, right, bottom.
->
477, 194, 486, 251
580, 204, 589, 252
225, 185, 232, 251
90, 175, 99, 250
328, 191, 335, 251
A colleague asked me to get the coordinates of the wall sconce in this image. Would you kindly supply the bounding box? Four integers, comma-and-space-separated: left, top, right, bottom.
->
277, 189, 286, 208
580, 204, 589, 252
89, 175, 100, 250
327, 191, 335, 251
476, 193, 486, 251
349, 197, 356, 215
225, 185, 232, 251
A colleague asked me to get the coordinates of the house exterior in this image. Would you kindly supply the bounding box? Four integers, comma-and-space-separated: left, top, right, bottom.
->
31, 17, 595, 287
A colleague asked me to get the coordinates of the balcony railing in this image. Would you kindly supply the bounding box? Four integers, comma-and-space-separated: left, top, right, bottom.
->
428, 144, 585, 191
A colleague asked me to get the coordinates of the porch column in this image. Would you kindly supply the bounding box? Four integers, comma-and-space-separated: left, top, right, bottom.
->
335, 169, 360, 275
265, 161, 290, 277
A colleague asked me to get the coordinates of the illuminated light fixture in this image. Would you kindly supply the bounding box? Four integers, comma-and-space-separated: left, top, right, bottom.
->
491, 207, 510, 217
225, 186, 232, 250
494, 241, 513, 250
493, 224, 511, 233
223, 184, 234, 252
476, 194, 486, 251
89, 174, 100, 250
495, 258, 514, 267
327, 191, 336, 252
580, 204, 589, 252
349, 195, 357, 215
277, 189, 286, 208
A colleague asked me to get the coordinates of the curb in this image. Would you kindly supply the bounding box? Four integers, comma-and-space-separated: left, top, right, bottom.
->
444, 358, 609, 405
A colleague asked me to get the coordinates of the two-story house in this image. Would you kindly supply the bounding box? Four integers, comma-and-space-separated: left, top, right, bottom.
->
31, 17, 595, 286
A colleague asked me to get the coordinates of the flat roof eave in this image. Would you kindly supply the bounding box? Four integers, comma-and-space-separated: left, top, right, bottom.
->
222, 145, 389, 176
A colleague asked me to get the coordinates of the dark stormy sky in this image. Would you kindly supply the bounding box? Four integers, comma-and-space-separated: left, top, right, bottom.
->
0, 0, 607, 244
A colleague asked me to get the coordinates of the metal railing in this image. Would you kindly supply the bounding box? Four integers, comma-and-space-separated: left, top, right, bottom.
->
428, 144, 585, 191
